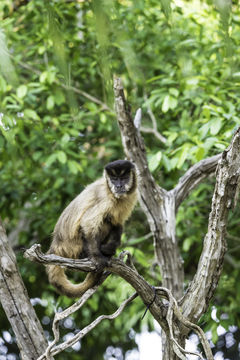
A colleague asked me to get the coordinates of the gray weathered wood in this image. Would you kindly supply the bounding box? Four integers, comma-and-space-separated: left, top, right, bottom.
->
113, 77, 240, 360
0, 219, 51, 360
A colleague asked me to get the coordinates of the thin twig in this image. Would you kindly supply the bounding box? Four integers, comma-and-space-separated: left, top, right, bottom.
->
172, 154, 221, 210
143, 93, 167, 144
7, 51, 112, 111
140, 126, 167, 143
38, 292, 138, 359
156, 287, 212, 360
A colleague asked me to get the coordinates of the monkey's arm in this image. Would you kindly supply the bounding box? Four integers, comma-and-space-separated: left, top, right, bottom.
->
100, 224, 123, 257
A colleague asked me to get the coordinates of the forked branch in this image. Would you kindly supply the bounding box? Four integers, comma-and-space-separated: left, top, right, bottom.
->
182, 128, 240, 322
25, 246, 213, 360
173, 154, 221, 210
38, 289, 138, 360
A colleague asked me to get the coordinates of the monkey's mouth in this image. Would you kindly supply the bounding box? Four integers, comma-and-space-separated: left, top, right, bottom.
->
116, 188, 126, 194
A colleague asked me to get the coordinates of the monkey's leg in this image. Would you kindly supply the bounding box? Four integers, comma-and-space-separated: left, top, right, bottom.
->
84, 233, 110, 272
100, 224, 123, 257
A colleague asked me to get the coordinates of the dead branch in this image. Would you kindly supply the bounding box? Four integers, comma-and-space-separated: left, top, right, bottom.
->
181, 128, 240, 323
7, 53, 111, 111
0, 220, 50, 359
25, 245, 213, 359
38, 274, 123, 360
24, 245, 168, 332
142, 94, 167, 143
114, 76, 184, 300
113, 77, 240, 359
172, 154, 221, 210
24, 244, 96, 271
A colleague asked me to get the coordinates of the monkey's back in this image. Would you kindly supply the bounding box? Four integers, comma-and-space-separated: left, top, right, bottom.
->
53, 176, 137, 243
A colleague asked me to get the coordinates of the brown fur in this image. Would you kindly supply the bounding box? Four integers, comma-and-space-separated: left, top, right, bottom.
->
47, 167, 137, 298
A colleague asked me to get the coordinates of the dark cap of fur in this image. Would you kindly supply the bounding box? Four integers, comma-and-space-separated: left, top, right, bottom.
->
105, 160, 135, 174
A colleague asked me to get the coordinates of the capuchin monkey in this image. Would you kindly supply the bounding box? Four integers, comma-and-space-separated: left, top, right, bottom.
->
47, 160, 137, 298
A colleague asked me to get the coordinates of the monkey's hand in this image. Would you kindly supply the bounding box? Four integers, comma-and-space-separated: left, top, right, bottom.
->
100, 224, 123, 257
91, 253, 109, 272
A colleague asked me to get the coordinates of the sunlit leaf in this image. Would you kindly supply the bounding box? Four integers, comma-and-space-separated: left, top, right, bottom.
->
148, 151, 162, 172
57, 151, 67, 164
210, 118, 222, 135
17, 85, 27, 99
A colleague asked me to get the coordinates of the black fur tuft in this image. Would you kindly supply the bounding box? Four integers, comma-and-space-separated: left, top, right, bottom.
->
105, 160, 134, 175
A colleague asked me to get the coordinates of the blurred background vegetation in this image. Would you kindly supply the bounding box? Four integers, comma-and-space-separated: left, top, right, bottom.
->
0, 0, 240, 359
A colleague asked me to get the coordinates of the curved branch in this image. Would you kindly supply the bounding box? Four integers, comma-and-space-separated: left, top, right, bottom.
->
25, 245, 213, 360
114, 77, 184, 299
173, 154, 221, 210
38, 292, 138, 360
0, 221, 49, 359
113, 77, 165, 200
181, 128, 240, 322
140, 126, 167, 143
24, 245, 168, 332
10, 56, 111, 111
24, 244, 96, 271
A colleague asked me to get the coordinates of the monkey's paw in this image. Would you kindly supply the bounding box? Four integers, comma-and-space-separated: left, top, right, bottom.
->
92, 256, 109, 272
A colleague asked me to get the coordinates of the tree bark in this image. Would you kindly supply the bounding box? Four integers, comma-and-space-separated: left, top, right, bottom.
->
0, 218, 51, 360
113, 77, 240, 360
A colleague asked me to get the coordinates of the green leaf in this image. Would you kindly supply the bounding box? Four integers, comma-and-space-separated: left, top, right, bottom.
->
47, 95, 55, 110
199, 122, 211, 139
210, 118, 222, 135
160, 0, 172, 19
38, 46, 46, 55
0, 76, 7, 93
162, 94, 170, 113
68, 160, 79, 174
162, 154, 172, 172
53, 178, 64, 189
54, 90, 65, 105
45, 153, 57, 167
169, 95, 178, 109
183, 238, 193, 252
39, 71, 48, 83
195, 147, 205, 161
162, 94, 177, 112
61, 133, 70, 144
57, 151, 67, 164
169, 88, 179, 97
177, 144, 191, 169
32, 151, 42, 161
17, 85, 27, 98
148, 151, 162, 172
24, 109, 39, 120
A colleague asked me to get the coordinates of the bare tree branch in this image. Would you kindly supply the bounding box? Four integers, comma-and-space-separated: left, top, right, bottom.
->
113, 77, 240, 359
172, 154, 221, 210
113, 76, 184, 301
24, 244, 96, 272
25, 245, 213, 360
38, 272, 116, 360
156, 287, 213, 360
40, 292, 137, 359
142, 94, 167, 144
0, 220, 50, 360
140, 126, 167, 143
181, 128, 240, 323
9, 54, 111, 111
24, 245, 169, 332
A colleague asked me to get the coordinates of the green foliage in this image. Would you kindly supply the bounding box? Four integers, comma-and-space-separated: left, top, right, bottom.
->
1, 0, 240, 358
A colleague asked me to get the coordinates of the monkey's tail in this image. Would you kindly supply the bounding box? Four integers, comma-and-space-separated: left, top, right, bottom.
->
46, 265, 100, 298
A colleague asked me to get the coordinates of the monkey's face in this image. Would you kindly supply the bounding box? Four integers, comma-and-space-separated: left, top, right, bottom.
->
104, 160, 136, 198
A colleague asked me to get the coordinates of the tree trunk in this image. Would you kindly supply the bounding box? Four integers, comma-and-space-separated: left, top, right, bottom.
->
113, 77, 240, 360
0, 219, 51, 360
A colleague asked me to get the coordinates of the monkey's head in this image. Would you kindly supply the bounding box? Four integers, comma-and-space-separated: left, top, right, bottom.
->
104, 160, 137, 198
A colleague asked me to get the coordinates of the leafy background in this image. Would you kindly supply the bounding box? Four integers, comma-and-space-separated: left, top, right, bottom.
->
0, 0, 240, 359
